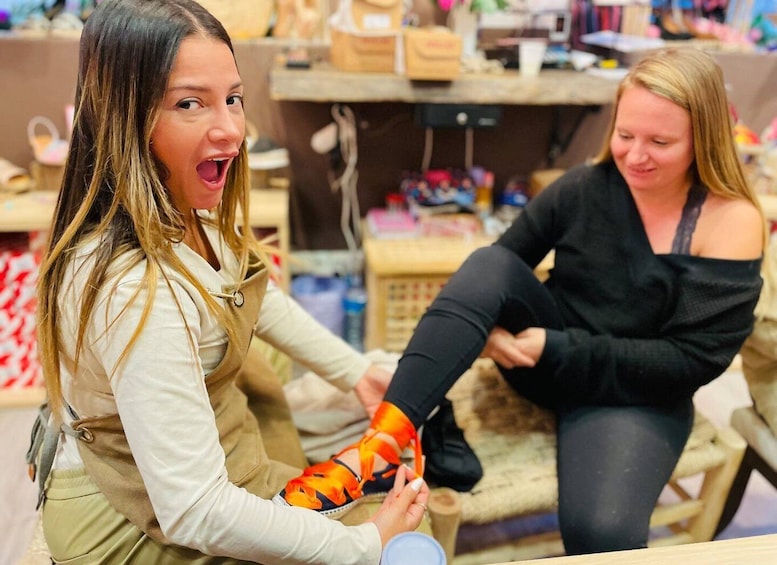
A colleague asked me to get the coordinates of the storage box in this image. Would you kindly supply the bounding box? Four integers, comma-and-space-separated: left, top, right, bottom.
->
403, 27, 462, 81
194, 0, 273, 39
350, 0, 403, 32
330, 27, 398, 73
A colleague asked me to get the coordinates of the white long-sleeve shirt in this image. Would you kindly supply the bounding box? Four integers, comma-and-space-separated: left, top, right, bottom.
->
51, 224, 380, 565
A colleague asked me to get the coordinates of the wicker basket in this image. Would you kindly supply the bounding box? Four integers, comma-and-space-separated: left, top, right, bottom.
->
363, 234, 496, 353
363, 233, 553, 353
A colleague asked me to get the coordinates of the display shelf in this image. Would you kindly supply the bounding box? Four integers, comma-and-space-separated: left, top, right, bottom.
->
0, 387, 46, 409
270, 63, 620, 106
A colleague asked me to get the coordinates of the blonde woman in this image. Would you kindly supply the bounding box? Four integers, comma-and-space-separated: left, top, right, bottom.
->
30, 1, 428, 563
276, 48, 767, 554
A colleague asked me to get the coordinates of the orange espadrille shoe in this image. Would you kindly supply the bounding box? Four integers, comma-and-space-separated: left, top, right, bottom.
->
273, 402, 422, 517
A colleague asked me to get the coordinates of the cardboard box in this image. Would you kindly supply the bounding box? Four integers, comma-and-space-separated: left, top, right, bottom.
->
403, 27, 462, 81
351, 0, 403, 32
330, 27, 397, 73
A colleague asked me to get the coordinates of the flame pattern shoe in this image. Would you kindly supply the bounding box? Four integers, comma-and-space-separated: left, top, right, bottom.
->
272, 402, 422, 518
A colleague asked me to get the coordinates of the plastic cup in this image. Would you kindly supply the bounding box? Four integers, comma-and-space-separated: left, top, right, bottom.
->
519, 39, 547, 78
381, 532, 446, 565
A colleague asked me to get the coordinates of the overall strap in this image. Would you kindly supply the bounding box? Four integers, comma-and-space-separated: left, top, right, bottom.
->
26, 402, 85, 509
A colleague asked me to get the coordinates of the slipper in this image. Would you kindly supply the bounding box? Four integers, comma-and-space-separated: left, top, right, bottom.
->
0, 159, 34, 194
49, 12, 83, 38
28, 116, 69, 167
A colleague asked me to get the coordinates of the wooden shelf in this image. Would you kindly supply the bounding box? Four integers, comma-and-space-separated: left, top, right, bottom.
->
0, 387, 46, 409
270, 63, 620, 106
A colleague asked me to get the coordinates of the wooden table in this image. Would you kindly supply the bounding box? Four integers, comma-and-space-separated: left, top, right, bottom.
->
497, 533, 777, 564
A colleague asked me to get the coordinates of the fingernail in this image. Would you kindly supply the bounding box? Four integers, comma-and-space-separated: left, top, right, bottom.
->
410, 477, 424, 491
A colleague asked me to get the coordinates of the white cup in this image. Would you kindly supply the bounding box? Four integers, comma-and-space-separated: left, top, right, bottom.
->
518, 39, 547, 78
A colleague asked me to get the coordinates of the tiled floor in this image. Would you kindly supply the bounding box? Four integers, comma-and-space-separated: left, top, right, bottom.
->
2, 367, 775, 564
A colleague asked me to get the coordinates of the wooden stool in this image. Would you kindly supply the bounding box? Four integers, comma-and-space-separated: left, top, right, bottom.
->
441, 360, 746, 564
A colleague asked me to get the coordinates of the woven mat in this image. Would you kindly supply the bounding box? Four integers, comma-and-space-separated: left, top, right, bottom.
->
448, 360, 725, 525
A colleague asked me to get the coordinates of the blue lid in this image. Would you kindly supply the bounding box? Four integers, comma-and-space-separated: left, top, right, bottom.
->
381, 532, 446, 565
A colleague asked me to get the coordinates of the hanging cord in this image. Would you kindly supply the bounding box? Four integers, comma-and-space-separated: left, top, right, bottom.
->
464, 127, 474, 171
421, 127, 434, 172
329, 104, 361, 270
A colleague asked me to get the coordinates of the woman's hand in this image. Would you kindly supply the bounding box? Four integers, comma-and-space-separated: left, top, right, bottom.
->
369, 465, 429, 546
353, 364, 392, 418
480, 326, 546, 369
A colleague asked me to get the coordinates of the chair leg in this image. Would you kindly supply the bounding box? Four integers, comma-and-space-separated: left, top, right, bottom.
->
750, 447, 777, 489
714, 446, 757, 538
687, 426, 746, 542
428, 487, 462, 564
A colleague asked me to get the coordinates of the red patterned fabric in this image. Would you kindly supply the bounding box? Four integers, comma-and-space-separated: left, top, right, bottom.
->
0, 232, 43, 389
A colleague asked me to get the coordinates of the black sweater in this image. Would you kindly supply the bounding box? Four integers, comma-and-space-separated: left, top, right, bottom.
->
497, 162, 763, 407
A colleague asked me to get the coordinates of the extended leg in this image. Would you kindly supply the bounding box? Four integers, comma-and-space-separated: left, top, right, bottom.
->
276, 245, 563, 514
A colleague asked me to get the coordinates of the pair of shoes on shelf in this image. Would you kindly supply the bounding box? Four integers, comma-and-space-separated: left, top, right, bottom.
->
0, 159, 34, 194
656, 12, 694, 40
15, 10, 83, 37
247, 136, 289, 171
273, 402, 423, 517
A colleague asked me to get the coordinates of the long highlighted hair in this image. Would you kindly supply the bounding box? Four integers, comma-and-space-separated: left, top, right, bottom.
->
594, 48, 770, 311
37, 0, 267, 417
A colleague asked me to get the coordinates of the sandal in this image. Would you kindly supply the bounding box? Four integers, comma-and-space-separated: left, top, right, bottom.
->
15, 13, 50, 36
28, 116, 69, 167
0, 159, 34, 194
273, 402, 423, 517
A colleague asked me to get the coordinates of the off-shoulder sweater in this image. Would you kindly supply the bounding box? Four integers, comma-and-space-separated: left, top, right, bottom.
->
497, 162, 763, 406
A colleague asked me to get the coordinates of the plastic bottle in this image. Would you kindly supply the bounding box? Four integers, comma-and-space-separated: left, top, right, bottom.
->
343, 275, 367, 352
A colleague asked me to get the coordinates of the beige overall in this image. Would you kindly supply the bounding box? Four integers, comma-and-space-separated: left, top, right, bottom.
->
42, 264, 310, 563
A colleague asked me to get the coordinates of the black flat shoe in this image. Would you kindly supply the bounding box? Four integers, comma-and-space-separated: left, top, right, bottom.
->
422, 398, 483, 492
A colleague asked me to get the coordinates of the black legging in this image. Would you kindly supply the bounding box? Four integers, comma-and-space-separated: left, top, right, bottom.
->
384, 245, 694, 554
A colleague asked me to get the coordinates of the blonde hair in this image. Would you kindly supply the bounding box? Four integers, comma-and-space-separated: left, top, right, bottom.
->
37, 0, 271, 418
593, 48, 771, 309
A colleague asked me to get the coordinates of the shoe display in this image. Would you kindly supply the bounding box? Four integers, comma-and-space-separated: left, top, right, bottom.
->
656, 11, 693, 40
247, 136, 289, 171
421, 398, 483, 492
0, 159, 33, 194
273, 402, 422, 517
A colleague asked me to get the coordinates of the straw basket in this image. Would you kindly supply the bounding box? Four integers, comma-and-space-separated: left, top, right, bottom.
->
196, 0, 273, 39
